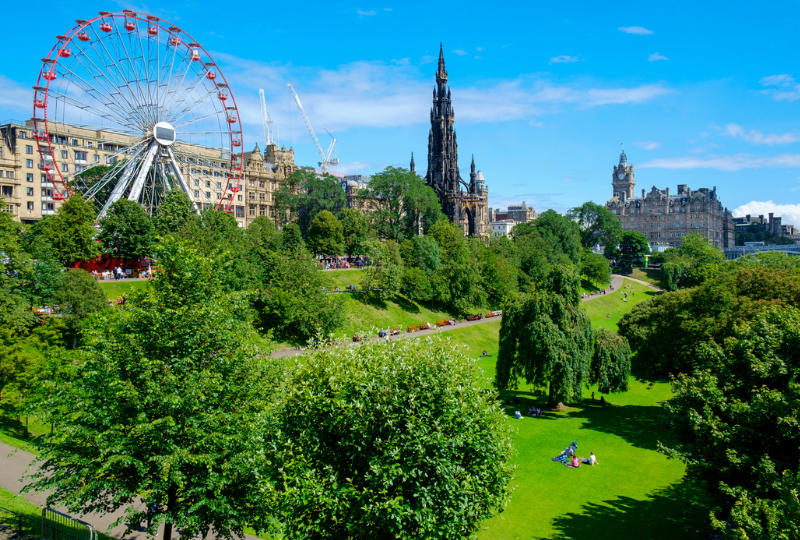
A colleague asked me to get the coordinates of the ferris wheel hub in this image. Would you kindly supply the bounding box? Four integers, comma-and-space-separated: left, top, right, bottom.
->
153, 121, 176, 146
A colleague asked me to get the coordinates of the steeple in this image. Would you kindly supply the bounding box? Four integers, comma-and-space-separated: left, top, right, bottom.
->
470, 154, 475, 174
436, 43, 447, 83
410, 152, 415, 174
619, 143, 628, 166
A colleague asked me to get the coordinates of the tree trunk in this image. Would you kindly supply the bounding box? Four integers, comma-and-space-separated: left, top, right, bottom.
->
548, 382, 555, 408
162, 484, 177, 540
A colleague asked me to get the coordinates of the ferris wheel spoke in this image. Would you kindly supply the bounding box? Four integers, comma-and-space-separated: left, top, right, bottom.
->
80, 30, 145, 117
88, 25, 149, 117
97, 143, 152, 218
157, 39, 185, 116
159, 55, 197, 118
83, 157, 130, 200
173, 109, 226, 129
46, 87, 133, 129
131, 31, 156, 127
110, 20, 153, 126
64, 47, 148, 130
164, 86, 219, 126
162, 70, 213, 121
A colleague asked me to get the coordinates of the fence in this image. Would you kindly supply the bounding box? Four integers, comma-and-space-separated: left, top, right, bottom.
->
41, 508, 96, 540
0, 504, 40, 538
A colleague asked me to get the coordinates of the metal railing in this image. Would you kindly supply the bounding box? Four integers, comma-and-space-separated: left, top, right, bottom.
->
0, 504, 40, 538
41, 508, 96, 540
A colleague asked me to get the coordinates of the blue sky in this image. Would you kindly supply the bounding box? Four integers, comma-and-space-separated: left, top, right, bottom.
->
3, 0, 800, 223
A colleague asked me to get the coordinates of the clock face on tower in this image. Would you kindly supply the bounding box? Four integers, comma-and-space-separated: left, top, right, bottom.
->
617, 171, 626, 180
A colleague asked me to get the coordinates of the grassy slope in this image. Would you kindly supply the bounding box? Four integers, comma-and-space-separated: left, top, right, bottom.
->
439, 282, 708, 540
97, 280, 149, 301
581, 279, 658, 332
0, 487, 42, 536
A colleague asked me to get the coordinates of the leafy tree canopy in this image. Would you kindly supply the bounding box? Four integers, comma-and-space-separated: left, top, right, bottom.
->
661, 307, 800, 537
270, 336, 515, 539
39, 194, 99, 265
567, 201, 623, 258
25, 239, 282, 540
580, 250, 611, 288
307, 210, 344, 256
97, 199, 155, 260
338, 207, 370, 256
275, 169, 345, 236
362, 239, 404, 300
657, 232, 725, 291
54, 269, 108, 347
619, 266, 800, 378
495, 265, 596, 406
618, 230, 650, 263
153, 190, 198, 235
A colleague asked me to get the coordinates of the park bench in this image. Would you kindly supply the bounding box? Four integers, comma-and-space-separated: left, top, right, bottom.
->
407, 325, 418, 333
418, 322, 433, 331
436, 320, 449, 327
466, 314, 482, 322
391, 328, 401, 335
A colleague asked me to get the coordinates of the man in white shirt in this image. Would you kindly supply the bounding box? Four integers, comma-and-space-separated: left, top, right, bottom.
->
589, 452, 598, 466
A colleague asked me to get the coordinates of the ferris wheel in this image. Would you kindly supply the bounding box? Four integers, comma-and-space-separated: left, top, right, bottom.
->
32, 10, 243, 217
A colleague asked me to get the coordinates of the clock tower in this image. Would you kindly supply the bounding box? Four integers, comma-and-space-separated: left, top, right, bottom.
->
612, 147, 635, 201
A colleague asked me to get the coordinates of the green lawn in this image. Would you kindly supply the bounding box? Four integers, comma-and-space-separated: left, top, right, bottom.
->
432, 285, 710, 539
97, 280, 149, 301
581, 279, 659, 331
0, 389, 46, 452
0, 487, 42, 537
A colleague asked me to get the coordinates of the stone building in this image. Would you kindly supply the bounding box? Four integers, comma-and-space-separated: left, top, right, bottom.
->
606, 149, 735, 249
0, 119, 296, 229
733, 213, 796, 238
490, 219, 516, 237
422, 45, 490, 237
339, 175, 370, 209
490, 201, 536, 223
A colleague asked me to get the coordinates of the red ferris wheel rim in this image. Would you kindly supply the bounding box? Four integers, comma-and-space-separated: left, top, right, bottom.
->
32, 10, 244, 213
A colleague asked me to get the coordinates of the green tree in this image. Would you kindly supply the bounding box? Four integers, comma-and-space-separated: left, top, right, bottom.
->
521, 210, 582, 267
362, 239, 404, 300
153, 190, 198, 235
40, 194, 99, 265
307, 210, 344, 256
482, 251, 519, 306
400, 266, 433, 302
0, 328, 29, 401
659, 232, 725, 291
580, 250, 611, 288
25, 240, 281, 540
361, 166, 442, 241
274, 169, 345, 236
589, 329, 631, 394
270, 336, 514, 539
618, 230, 650, 264
254, 250, 343, 343
619, 266, 800, 378
429, 222, 486, 313
98, 199, 155, 261
495, 266, 595, 406
244, 216, 279, 251
338, 208, 370, 255
279, 223, 304, 254
660, 307, 800, 537
54, 269, 108, 347
567, 201, 623, 258
0, 201, 36, 331
409, 234, 441, 274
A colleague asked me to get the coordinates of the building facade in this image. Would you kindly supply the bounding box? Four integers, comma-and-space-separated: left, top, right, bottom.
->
490, 219, 516, 237
423, 45, 490, 237
733, 213, 796, 238
490, 201, 536, 223
606, 149, 735, 249
0, 120, 297, 229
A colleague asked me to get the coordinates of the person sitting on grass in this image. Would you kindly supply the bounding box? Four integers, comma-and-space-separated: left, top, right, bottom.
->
514, 410, 523, 419
569, 455, 581, 468
587, 452, 598, 466
528, 406, 536, 416
481, 350, 489, 357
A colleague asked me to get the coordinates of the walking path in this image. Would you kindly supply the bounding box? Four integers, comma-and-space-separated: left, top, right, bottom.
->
0, 442, 256, 540
270, 315, 503, 359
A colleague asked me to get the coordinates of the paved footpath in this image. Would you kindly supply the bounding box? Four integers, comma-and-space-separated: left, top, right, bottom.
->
0, 442, 256, 540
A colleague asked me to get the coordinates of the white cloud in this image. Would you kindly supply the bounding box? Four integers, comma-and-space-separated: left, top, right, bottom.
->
550, 55, 580, 64
640, 153, 800, 171
357, 9, 377, 16
581, 85, 671, 107
635, 141, 661, 150
759, 73, 800, 101
724, 123, 799, 145
0, 76, 32, 113
648, 52, 668, 62
619, 26, 653, 35
476, 47, 484, 52
733, 200, 800, 225
452, 49, 468, 56
760, 74, 794, 87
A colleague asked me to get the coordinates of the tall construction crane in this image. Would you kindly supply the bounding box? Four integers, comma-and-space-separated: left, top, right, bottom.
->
258, 89, 274, 146
286, 83, 338, 172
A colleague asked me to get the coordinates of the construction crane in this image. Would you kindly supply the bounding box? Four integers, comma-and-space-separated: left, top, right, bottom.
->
286, 83, 338, 172
258, 89, 274, 146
